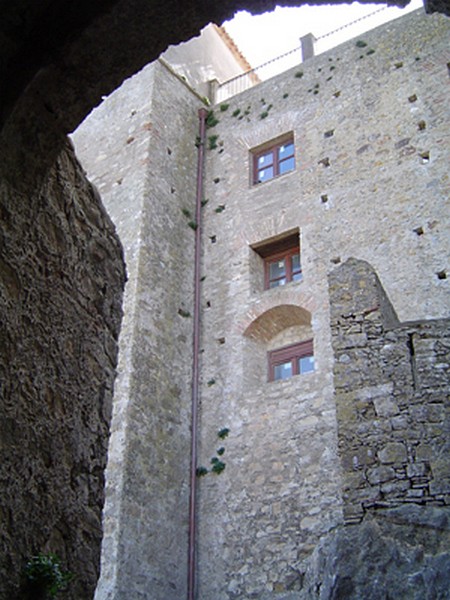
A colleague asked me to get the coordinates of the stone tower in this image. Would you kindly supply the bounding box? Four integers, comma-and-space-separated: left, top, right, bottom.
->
73, 9, 450, 599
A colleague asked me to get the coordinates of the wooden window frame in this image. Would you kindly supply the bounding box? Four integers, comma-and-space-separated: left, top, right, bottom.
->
252, 136, 295, 185
264, 245, 302, 289
268, 339, 314, 382
252, 231, 301, 290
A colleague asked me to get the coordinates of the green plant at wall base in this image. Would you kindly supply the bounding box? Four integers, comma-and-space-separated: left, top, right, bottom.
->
295, 71, 304, 78
201, 198, 209, 207
207, 378, 216, 386
219, 103, 229, 111
366, 49, 375, 55
208, 134, 219, 150
217, 447, 225, 456
25, 553, 73, 598
260, 111, 269, 119
232, 108, 241, 117
181, 207, 191, 218
194, 136, 202, 148
178, 308, 191, 318
214, 205, 225, 213
355, 40, 367, 48
188, 221, 198, 230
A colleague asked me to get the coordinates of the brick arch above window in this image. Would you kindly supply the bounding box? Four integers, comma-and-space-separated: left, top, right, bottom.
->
243, 303, 311, 343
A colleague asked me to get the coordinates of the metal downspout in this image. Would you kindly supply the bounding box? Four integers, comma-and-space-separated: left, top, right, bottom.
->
188, 106, 207, 600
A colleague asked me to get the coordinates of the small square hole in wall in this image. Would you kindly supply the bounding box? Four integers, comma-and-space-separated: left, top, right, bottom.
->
324, 130, 334, 138
419, 151, 430, 164
321, 194, 329, 203
436, 270, 447, 280
418, 120, 426, 131
408, 94, 418, 103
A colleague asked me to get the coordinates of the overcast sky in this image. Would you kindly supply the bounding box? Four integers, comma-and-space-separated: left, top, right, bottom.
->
223, 0, 423, 70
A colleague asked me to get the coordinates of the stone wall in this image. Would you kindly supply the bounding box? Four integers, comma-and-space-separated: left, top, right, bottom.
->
330, 258, 450, 523
73, 60, 203, 600
36, 8, 450, 600
0, 141, 125, 599
300, 503, 450, 600
196, 9, 449, 599
1, 2, 448, 600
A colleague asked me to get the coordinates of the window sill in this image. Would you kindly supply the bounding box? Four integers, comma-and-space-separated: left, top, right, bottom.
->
250, 168, 296, 190
265, 277, 303, 293
267, 368, 317, 386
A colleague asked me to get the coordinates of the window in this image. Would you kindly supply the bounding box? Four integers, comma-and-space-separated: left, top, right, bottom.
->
268, 340, 314, 382
252, 231, 302, 290
265, 245, 302, 289
253, 137, 295, 184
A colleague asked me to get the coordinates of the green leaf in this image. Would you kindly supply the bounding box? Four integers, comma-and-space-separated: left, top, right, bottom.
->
217, 428, 230, 440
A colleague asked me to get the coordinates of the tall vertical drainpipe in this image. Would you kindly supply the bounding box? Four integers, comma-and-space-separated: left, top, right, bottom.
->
187, 106, 208, 600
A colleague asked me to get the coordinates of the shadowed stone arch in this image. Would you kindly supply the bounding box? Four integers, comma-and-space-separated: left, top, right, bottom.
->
243, 304, 313, 387
243, 303, 312, 342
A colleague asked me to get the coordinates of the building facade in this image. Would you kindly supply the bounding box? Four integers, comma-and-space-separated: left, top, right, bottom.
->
73, 9, 450, 599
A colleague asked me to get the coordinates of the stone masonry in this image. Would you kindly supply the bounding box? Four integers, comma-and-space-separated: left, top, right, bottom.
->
1, 1, 449, 599
330, 258, 450, 524
197, 9, 449, 598
0, 141, 125, 599
74, 60, 203, 600
72, 8, 449, 600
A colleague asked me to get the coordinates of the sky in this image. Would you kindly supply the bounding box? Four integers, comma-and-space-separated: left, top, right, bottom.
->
223, 0, 423, 72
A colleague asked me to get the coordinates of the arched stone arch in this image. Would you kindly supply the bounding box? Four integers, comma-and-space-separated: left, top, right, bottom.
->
242, 303, 314, 387
243, 303, 311, 342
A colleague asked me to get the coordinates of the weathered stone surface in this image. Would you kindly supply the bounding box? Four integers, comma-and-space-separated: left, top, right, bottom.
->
300, 506, 450, 600
195, 10, 449, 597
378, 443, 407, 464
1, 5, 447, 600
331, 259, 450, 521
73, 60, 202, 600
0, 140, 125, 599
